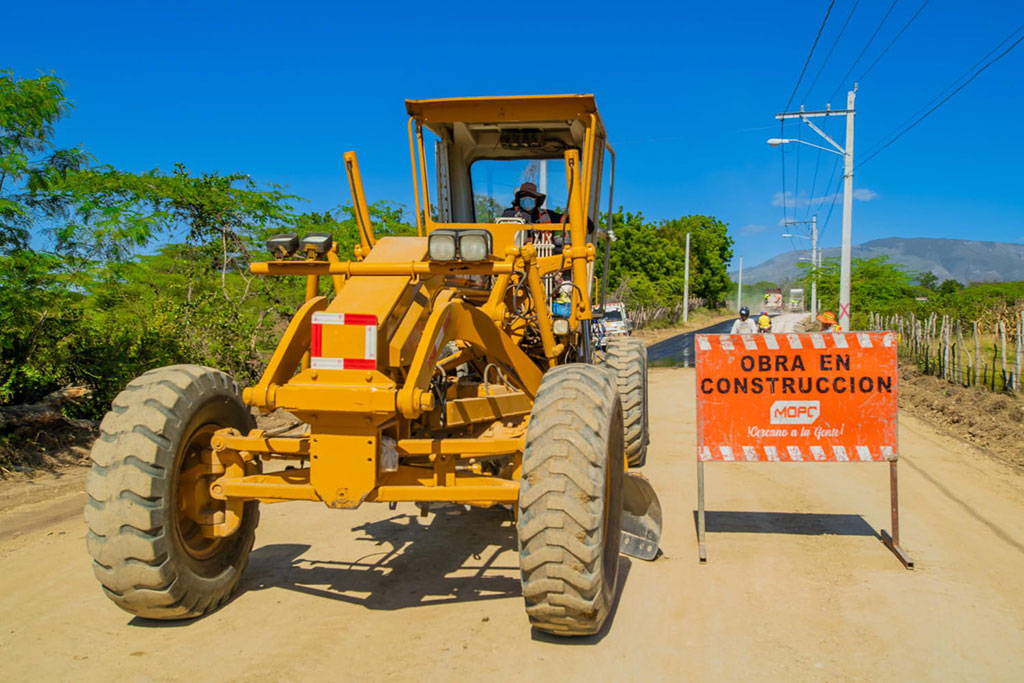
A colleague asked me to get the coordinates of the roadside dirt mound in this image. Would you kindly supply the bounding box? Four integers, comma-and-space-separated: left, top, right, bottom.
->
0, 408, 300, 479
0, 423, 95, 476
899, 362, 1024, 469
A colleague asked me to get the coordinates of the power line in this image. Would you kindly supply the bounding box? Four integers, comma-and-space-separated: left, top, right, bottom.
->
780, 121, 788, 224
801, 0, 861, 102
856, 0, 930, 82
817, 171, 844, 243
859, 22, 1024, 161
785, 0, 839, 112
781, 0, 838, 226
802, 115, 839, 221
829, 0, 899, 102
858, 28, 1024, 169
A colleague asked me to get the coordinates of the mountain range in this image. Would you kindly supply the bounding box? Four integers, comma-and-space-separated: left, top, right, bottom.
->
733, 237, 1024, 286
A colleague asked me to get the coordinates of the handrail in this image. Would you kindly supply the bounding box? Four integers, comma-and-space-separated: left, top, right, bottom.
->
416, 122, 433, 232
343, 151, 376, 252
407, 117, 423, 235
602, 143, 616, 308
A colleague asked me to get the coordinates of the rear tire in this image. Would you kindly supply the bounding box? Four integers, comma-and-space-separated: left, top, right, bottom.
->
85, 364, 259, 619
517, 364, 623, 636
605, 337, 649, 468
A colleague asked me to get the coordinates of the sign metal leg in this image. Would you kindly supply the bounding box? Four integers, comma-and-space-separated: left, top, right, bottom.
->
697, 459, 707, 563
880, 460, 914, 569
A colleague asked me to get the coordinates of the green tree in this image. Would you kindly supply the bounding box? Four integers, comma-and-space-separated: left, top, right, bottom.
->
474, 193, 503, 222
597, 210, 734, 308
937, 279, 964, 296
799, 256, 912, 323
659, 215, 734, 305
917, 271, 939, 290
0, 71, 90, 252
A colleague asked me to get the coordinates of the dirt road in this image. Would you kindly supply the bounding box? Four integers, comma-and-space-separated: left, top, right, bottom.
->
3, 367, 1024, 680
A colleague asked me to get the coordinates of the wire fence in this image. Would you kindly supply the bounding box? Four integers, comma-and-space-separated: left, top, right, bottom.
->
868, 311, 1024, 393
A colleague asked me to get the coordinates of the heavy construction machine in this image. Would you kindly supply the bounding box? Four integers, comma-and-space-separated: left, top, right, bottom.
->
85, 95, 662, 636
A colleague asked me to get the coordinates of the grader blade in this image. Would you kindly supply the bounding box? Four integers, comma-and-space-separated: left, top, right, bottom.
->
620, 472, 662, 561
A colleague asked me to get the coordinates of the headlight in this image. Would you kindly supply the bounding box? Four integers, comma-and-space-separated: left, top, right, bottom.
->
300, 232, 333, 255
428, 230, 458, 261
458, 230, 492, 261
266, 234, 299, 259
552, 318, 570, 336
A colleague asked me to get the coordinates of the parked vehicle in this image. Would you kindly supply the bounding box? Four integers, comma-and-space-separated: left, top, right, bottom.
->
594, 302, 631, 349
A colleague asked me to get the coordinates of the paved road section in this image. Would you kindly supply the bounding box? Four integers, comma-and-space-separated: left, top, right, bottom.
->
2, 363, 1023, 680
649, 312, 807, 365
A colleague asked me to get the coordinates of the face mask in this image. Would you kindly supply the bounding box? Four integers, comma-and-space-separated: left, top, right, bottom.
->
519, 197, 536, 211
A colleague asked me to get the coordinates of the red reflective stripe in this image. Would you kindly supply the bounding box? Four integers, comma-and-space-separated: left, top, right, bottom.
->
311, 323, 323, 357
343, 314, 378, 326
344, 358, 376, 370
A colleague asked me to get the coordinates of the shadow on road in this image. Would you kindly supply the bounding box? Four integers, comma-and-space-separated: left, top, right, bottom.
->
238, 506, 521, 610
130, 504, 638, 637
693, 510, 878, 537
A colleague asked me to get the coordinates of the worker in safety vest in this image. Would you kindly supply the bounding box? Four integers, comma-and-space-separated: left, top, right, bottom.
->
730, 306, 758, 335
757, 311, 772, 333
817, 311, 842, 332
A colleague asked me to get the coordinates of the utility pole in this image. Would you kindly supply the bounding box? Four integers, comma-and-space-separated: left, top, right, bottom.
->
539, 160, 547, 197
838, 89, 855, 331
736, 256, 743, 312
811, 214, 818, 319
770, 85, 856, 329
683, 232, 691, 324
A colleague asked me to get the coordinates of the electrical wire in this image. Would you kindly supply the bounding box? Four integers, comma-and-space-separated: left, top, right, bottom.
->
785, 0, 838, 112
817, 171, 844, 242
801, 0, 861, 103
828, 0, 899, 102
801, 115, 834, 221
780, 119, 788, 224
856, 0, 930, 82
857, 28, 1024, 169
780, 0, 838, 228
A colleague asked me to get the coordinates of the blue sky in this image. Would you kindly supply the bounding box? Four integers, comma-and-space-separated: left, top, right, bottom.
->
5, 1, 1023, 270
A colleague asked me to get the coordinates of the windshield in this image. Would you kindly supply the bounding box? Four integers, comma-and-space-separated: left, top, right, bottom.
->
470, 159, 567, 222
604, 311, 623, 322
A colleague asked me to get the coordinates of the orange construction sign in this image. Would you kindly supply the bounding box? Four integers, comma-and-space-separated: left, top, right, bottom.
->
696, 332, 898, 462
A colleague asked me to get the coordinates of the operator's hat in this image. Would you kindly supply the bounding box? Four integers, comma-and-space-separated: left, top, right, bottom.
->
817, 311, 837, 325
515, 182, 546, 203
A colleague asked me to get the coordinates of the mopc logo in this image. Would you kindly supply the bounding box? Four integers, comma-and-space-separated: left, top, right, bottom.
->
770, 400, 821, 424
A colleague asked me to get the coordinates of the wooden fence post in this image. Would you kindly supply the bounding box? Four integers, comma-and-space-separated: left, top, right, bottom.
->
1000, 321, 1008, 392
1011, 313, 1019, 393
973, 321, 981, 388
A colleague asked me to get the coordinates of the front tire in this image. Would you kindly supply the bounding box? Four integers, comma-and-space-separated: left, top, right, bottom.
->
605, 337, 649, 468
85, 365, 259, 619
517, 364, 624, 636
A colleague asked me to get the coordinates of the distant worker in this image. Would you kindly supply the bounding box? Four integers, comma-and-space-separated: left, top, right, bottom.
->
502, 182, 563, 224
730, 306, 758, 335
757, 311, 772, 333
817, 311, 842, 332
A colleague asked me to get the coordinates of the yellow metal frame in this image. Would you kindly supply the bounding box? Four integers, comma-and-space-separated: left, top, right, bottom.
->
194, 95, 613, 536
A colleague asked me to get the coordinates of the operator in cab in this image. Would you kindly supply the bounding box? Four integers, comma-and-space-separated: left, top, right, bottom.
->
503, 181, 571, 253
730, 306, 758, 335
502, 182, 563, 224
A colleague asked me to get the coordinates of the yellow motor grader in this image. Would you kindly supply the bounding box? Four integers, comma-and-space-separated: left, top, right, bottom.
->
85, 94, 661, 636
